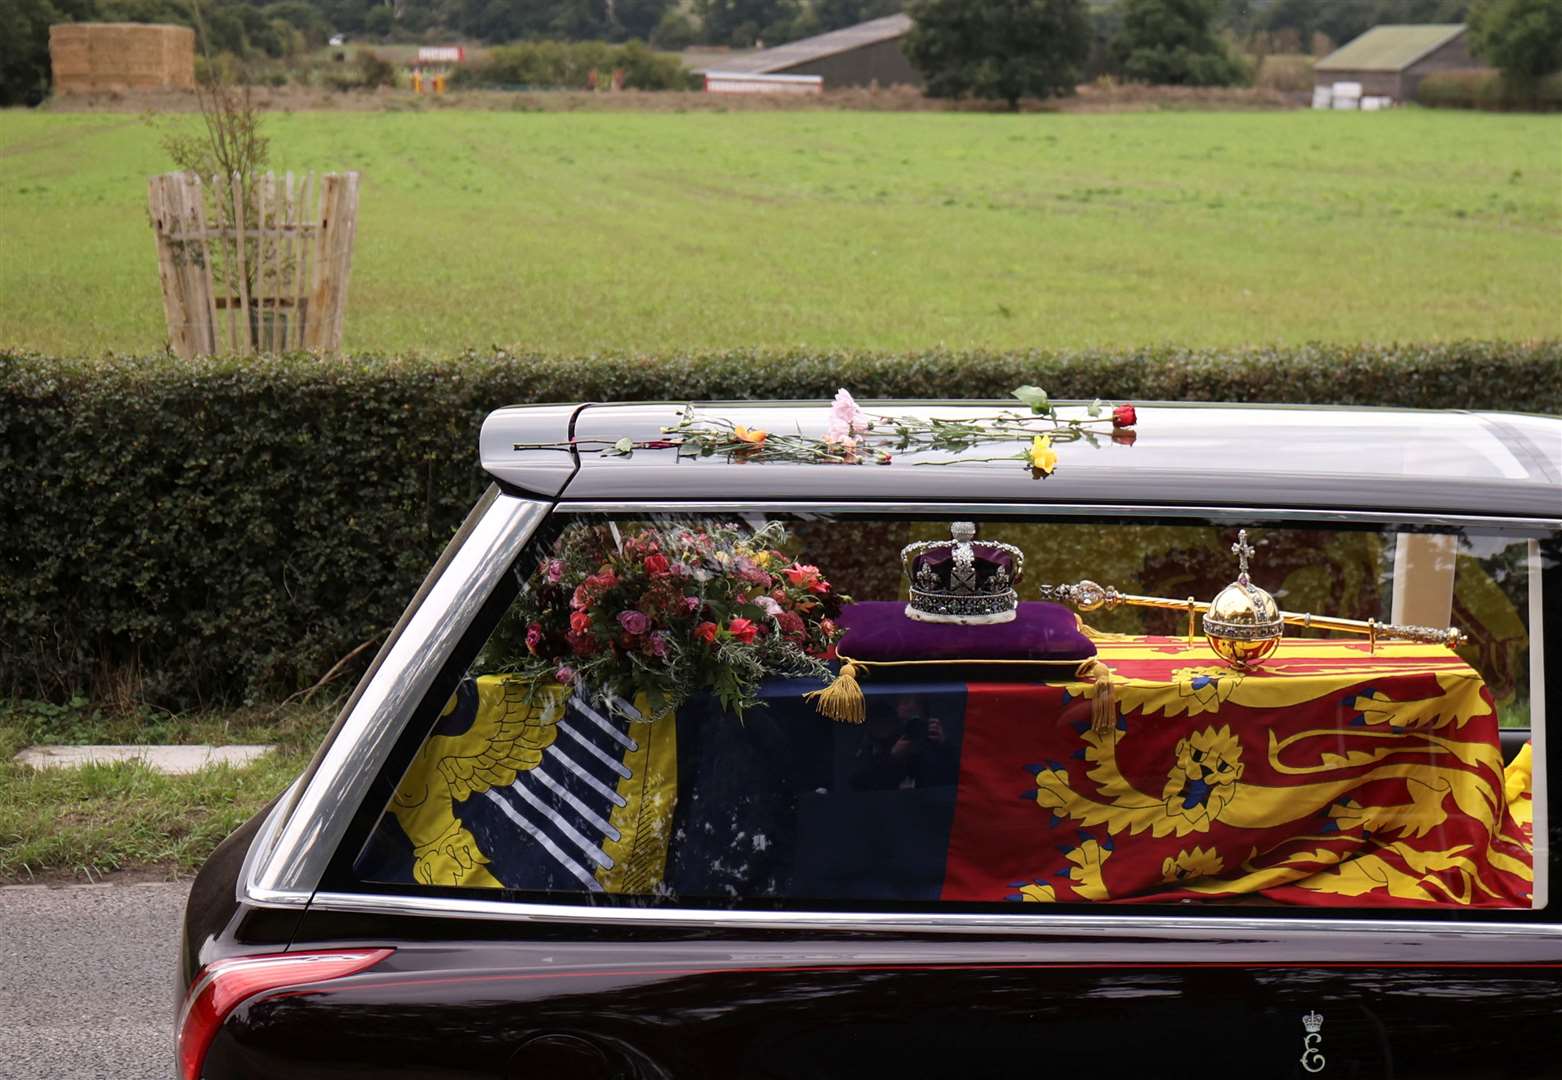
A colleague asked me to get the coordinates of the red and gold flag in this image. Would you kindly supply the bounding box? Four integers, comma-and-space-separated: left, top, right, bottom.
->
943, 638, 1532, 908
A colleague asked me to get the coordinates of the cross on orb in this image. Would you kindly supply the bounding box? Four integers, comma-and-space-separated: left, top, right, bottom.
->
1232, 529, 1255, 584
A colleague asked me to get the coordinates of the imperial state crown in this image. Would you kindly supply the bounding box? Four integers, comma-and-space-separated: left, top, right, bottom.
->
900, 522, 1024, 625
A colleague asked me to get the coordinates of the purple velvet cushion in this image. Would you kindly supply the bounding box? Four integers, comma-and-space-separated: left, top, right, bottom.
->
837, 601, 1096, 663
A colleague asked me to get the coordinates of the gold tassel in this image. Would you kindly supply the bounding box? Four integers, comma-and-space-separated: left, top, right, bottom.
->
805, 660, 867, 724
1078, 658, 1118, 736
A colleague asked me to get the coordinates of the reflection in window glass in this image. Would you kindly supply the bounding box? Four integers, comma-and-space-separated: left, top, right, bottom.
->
357, 514, 1547, 913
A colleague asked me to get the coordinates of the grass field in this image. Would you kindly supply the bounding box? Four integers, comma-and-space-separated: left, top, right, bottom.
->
1, 108, 1558, 354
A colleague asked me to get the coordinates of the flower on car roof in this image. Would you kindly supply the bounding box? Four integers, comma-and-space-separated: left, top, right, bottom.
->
1026, 435, 1057, 477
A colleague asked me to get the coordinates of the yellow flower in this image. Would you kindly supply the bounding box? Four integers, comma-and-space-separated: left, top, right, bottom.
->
1026, 435, 1057, 476
733, 425, 768, 445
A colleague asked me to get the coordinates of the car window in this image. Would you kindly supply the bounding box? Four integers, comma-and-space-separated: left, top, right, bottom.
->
353, 512, 1548, 913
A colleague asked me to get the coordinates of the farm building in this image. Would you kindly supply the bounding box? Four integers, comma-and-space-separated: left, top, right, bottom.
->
49, 23, 195, 94
1314, 24, 1478, 104
702, 14, 919, 90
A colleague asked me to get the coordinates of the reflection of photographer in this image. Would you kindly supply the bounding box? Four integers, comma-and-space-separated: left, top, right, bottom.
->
850, 697, 957, 791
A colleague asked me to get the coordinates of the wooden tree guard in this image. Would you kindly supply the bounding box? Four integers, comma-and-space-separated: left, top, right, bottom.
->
147, 171, 360, 359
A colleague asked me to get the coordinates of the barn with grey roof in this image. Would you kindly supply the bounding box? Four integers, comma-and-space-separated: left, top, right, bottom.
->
701, 14, 919, 90
1314, 24, 1479, 102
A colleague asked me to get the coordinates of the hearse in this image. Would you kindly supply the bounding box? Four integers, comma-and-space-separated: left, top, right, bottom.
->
179, 398, 1561, 1079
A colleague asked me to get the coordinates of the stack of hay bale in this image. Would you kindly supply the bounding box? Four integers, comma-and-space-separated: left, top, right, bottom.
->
49, 23, 195, 95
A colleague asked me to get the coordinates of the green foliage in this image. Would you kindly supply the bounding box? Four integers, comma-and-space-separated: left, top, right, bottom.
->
1471, 0, 1562, 84
1417, 67, 1562, 108
451, 40, 695, 90
4, 0, 323, 106
615, 0, 677, 41
2, 342, 1557, 710
813, 0, 904, 33
0, 0, 92, 106
695, 0, 803, 47
1252, 0, 1471, 49
905, 0, 1092, 107
1113, 0, 1249, 86
0, 698, 333, 882
355, 48, 398, 88
650, 8, 698, 47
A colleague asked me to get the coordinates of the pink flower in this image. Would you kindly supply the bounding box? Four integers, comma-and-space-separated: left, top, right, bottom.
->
828, 387, 870, 442
570, 584, 591, 611
684, 595, 702, 613
525, 622, 543, 654
555, 665, 576, 684
543, 559, 565, 584
727, 617, 758, 644
618, 610, 650, 636
756, 595, 782, 616
647, 631, 670, 658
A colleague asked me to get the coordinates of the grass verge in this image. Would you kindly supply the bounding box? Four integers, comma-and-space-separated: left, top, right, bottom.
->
0, 698, 335, 884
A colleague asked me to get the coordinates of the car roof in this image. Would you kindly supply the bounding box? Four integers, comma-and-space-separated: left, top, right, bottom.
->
480, 401, 1562, 521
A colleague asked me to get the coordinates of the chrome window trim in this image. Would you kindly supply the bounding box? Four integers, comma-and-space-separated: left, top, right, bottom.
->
245, 494, 552, 904
240, 495, 1556, 919
303, 889, 1559, 940
1530, 538, 1550, 908
235, 777, 300, 906
554, 502, 1561, 531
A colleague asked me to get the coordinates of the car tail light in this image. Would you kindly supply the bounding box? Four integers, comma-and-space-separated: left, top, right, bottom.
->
176, 948, 393, 1080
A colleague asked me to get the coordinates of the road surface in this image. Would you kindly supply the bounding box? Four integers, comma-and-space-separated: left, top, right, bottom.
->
0, 881, 192, 1080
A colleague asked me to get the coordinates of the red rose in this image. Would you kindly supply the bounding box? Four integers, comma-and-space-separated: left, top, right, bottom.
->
695, 621, 718, 644
727, 617, 758, 644
1113, 403, 1137, 428
644, 554, 671, 577
569, 611, 592, 635
525, 622, 543, 655
570, 584, 591, 611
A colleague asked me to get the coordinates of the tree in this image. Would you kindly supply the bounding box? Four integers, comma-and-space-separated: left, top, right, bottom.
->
615, 0, 675, 40
695, 0, 802, 47
1471, 0, 1562, 85
813, 0, 903, 34
903, 0, 1091, 108
1112, 0, 1248, 85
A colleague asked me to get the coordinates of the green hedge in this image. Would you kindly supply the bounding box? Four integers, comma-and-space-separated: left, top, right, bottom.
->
2, 341, 1558, 709
1416, 70, 1562, 111
449, 41, 698, 92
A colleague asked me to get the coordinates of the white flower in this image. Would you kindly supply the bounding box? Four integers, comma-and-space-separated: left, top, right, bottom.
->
756, 595, 782, 616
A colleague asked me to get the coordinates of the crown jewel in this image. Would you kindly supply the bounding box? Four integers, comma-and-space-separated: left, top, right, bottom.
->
1302, 1011, 1324, 1034
900, 522, 1024, 625
1203, 528, 1285, 669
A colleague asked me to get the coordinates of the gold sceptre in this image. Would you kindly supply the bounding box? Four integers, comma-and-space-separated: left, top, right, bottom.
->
1039, 579, 1467, 652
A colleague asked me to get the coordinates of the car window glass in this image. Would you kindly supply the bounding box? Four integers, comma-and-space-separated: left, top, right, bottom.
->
354, 513, 1548, 914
